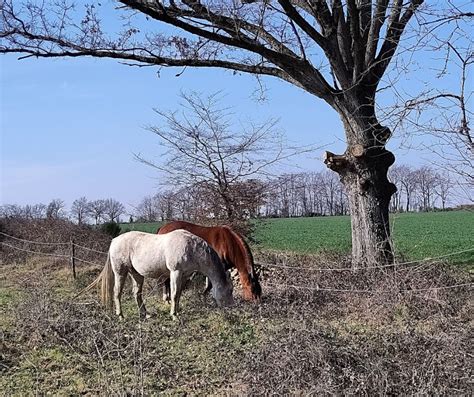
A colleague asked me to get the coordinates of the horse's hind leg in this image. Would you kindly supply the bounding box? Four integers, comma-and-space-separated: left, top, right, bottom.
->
203, 277, 212, 295
114, 273, 127, 318
169, 270, 183, 319
162, 279, 171, 304
130, 271, 148, 320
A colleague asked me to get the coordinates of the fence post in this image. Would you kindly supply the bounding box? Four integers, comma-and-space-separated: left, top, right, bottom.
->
70, 238, 76, 279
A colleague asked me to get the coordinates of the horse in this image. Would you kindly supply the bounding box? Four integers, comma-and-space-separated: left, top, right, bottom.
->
79, 230, 234, 319
157, 221, 262, 301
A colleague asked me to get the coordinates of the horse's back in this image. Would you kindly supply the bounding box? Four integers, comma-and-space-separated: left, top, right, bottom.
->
112, 230, 212, 276
109, 231, 168, 277
158, 221, 227, 257
160, 229, 216, 272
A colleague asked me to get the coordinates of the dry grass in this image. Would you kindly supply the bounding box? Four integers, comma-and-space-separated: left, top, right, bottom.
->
243, 251, 473, 395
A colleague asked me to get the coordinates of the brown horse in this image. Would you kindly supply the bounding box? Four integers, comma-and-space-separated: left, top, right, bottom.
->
157, 221, 262, 301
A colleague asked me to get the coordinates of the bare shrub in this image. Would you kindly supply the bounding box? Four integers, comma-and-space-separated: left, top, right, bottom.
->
243, 251, 473, 395
0, 218, 112, 267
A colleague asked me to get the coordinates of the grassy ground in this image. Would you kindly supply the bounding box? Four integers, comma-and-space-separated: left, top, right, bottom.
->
0, 259, 258, 395
121, 222, 163, 234
1, 253, 472, 395
256, 211, 474, 265
121, 211, 474, 265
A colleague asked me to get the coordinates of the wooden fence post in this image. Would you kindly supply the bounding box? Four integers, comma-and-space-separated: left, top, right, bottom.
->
70, 238, 76, 279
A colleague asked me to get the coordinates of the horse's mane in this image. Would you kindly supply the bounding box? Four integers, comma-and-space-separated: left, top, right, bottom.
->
222, 225, 254, 275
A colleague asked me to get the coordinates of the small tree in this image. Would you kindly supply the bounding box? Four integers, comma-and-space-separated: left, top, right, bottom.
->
435, 172, 452, 210
103, 199, 126, 223
137, 92, 300, 223
71, 197, 90, 225
136, 195, 160, 222
414, 166, 438, 211
0, 204, 24, 219
46, 199, 65, 219
89, 199, 107, 225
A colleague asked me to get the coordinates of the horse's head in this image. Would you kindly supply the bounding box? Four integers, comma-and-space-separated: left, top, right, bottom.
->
212, 271, 234, 307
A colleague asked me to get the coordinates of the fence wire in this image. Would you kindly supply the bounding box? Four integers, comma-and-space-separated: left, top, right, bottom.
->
0, 242, 69, 258
0, 231, 69, 245
265, 281, 474, 294
257, 246, 474, 272
1, 232, 472, 295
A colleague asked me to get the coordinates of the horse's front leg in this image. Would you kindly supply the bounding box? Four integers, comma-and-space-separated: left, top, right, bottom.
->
169, 270, 183, 320
130, 271, 148, 320
113, 273, 127, 319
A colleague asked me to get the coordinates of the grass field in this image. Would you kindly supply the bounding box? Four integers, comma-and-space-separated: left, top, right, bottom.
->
121, 211, 474, 265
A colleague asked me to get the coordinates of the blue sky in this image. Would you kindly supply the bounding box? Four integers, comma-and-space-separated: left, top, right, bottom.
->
1, 55, 345, 210
1, 4, 468, 211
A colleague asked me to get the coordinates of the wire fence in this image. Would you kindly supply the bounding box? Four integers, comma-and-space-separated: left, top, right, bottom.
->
0, 242, 69, 258
255, 247, 474, 272
0, 231, 70, 245
0, 232, 106, 277
1, 232, 472, 294
265, 281, 474, 294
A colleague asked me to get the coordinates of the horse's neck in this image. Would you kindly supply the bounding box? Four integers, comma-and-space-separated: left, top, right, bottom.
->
224, 229, 247, 270
199, 259, 225, 287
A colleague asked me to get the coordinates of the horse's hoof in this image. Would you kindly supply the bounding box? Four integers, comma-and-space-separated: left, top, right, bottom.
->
171, 314, 178, 321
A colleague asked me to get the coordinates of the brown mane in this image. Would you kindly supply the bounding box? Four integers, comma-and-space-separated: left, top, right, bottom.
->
222, 226, 255, 277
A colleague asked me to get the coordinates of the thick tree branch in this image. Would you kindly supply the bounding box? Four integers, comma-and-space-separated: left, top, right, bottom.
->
369, 0, 424, 85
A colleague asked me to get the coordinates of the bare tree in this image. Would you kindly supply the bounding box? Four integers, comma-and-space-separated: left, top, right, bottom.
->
434, 171, 451, 210
103, 199, 126, 223
137, 92, 295, 222
322, 171, 339, 217
0, 203, 48, 219
414, 166, 438, 212
46, 199, 65, 219
89, 199, 107, 225
28, 203, 47, 219
383, 2, 473, 198
0, 204, 24, 219
3, 0, 449, 264
136, 195, 160, 222
399, 165, 419, 213
157, 191, 176, 221
389, 165, 405, 213
71, 197, 90, 225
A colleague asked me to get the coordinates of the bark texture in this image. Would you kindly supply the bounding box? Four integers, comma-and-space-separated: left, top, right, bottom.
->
325, 100, 396, 265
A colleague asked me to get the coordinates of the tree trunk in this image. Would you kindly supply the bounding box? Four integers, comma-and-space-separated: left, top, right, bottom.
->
324, 109, 397, 266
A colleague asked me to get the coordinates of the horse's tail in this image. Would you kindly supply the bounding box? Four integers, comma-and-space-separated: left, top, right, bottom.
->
100, 252, 115, 308
73, 252, 114, 308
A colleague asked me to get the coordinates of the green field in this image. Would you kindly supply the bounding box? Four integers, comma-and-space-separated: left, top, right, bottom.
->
121, 211, 474, 264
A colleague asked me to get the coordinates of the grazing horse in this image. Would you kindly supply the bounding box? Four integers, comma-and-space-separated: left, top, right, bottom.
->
158, 221, 262, 301
80, 230, 233, 319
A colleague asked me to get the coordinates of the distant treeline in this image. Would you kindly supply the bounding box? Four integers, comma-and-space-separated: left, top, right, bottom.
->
1, 165, 466, 225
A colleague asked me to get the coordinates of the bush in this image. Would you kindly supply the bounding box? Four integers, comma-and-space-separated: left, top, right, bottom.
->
100, 222, 121, 237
